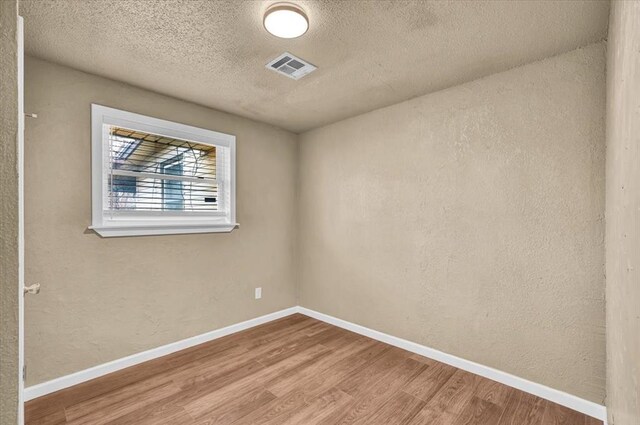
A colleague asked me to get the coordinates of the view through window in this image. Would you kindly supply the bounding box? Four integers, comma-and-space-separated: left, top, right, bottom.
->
107, 127, 218, 214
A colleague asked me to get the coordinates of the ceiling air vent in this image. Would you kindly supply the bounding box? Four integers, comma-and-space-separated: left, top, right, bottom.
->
266, 52, 317, 80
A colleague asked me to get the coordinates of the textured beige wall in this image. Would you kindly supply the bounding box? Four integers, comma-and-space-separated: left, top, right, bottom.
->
0, 0, 20, 422
24, 57, 298, 386
0, 0, 19, 423
606, 2, 640, 424
298, 43, 606, 403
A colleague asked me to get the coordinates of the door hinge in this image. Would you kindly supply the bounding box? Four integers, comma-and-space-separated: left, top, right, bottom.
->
22, 365, 26, 381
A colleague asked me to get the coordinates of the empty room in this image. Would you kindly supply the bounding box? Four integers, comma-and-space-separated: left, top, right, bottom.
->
1, 0, 638, 424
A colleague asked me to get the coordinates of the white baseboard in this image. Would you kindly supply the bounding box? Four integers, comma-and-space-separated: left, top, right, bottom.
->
297, 307, 607, 423
24, 305, 608, 424
24, 307, 298, 401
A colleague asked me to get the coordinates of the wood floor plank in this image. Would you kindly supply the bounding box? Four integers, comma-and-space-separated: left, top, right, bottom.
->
279, 388, 353, 425
65, 381, 182, 425
228, 388, 308, 425
408, 353, 437, 366
585, 416, 604, 425
403, 361, 457, 402
267, 334, 377, 397
174, 321, 329, 390
256, 327, 339, 367
336, 346, 410, 397
541, 401, 594, 425
352, 391, 426, 425
25, 394, 66, 425
236, 315, 318, 349
174, 325, 335, 400
445, 376, 513, 425
318, 329, 365, 351
473, 376, 514, 408
29, 333, 245, 412
26, 315, 597, 425
496, 389, 524, 425
64, 374, 175, 421
269, 340, 391, 400
24, 406, 66, 425
407, 369, 482, 425
455, 396, 504, 425
189, 388, 277, 424
102, 400, 194, 425
497, 391, 546, 425
182, 343, 332, 418
320, 358, 428, 425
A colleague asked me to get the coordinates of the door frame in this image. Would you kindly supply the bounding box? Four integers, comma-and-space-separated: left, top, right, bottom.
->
18, 14, 25, 425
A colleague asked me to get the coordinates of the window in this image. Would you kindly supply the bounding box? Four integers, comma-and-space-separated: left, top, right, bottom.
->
161, 155, 185, 211
90, 104, 237, 237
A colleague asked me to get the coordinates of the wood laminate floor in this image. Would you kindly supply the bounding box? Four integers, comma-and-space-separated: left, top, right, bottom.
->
26, 314, 602, 425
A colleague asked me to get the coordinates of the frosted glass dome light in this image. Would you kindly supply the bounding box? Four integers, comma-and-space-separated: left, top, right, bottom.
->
264, 3, 309, 39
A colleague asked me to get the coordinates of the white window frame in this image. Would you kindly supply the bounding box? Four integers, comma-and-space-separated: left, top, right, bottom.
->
90, 104, 237, 237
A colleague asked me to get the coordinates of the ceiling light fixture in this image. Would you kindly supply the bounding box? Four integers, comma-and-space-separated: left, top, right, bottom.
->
263, 3, 309, 39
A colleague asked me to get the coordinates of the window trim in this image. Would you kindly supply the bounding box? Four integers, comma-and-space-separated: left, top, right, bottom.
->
90, 104, 237, 237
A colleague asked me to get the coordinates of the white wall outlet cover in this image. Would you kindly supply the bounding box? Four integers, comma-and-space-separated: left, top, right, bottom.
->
255, 287, 262, 299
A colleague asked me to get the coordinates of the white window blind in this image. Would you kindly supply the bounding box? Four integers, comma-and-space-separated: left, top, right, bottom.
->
91, 105, 236, 237
106, 127, 220, 214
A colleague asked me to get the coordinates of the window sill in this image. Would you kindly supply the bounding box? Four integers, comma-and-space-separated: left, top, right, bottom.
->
89, 223, 239, 237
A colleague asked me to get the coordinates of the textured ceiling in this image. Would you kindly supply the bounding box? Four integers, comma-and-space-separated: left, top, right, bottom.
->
20, 0, 609, 133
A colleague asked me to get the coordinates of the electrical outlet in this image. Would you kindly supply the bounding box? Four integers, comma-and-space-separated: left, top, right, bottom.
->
255, 287, 262, 299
